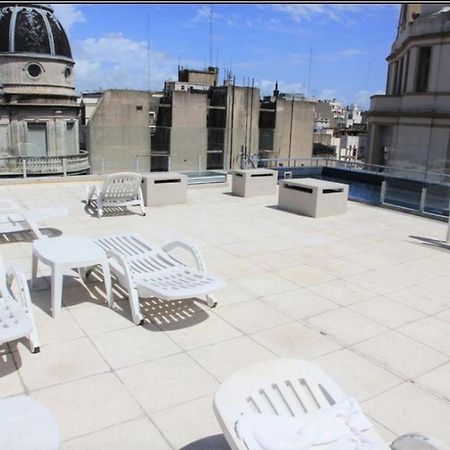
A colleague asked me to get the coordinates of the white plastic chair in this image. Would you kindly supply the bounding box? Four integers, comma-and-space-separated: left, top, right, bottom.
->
0, 395, 59, 449
213, 359, 449, 450
0, 199, 68, 240
94, 233, 226, 325
85, 172, 145, 217
0, 254, 39, 353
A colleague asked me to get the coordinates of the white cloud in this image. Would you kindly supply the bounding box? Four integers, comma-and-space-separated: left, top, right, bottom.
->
72, 33, 181, 92
51, 4, 85, 33
268, 4, 398, 24
256, 79, 306, 96
316, 48, 367, 62
352, 89, 384, 110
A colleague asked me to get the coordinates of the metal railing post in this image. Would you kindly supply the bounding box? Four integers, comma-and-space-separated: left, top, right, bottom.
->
22, 159, 27, 178
447, 194, 450, 244
101, 157, 105, 174
419, 186, 427, 212
135, 156, 140, 173
62, 158, 68, 176
380, 180, 386, 204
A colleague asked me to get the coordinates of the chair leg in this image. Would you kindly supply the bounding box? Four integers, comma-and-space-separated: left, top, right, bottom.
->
206, 294, 217, 308
129, 287, 144, 325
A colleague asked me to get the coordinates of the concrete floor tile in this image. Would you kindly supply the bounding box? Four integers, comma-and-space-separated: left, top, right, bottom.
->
151, 395, 229, 450
0, 352, 24, 397
252, 322, 341, 360
306, 308, 387, 345
353, 331, 447, 379
117, 353, 218, 414
415, 363, 450, 401
398, 317, 450, 356
91, 324, 181, 369
189, 336, 275, 382
159, 311, 242, 351
62, 417, 171, 450
349, 296, 425, 329
307, 278, 377, 306
363, 383, 450, 444
275, 264, 337, 287
262, 288, 339, 319
32, 373, 143, 441
14, 337, 109, 391
233, 272, 299, 297
214, 300, 292, 334
314, 349, 403, 402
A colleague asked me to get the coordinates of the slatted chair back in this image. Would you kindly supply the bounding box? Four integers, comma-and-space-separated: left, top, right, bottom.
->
213, 359, 389, 450
100, 172, 143, 204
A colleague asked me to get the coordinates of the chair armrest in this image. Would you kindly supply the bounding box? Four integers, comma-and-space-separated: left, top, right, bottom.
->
162, 240, 206, 272
390, 433, 450, 450
6, 265, 33, 311
104, 248, 136, 289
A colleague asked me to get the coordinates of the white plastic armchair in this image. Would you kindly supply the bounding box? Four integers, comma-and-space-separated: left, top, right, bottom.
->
85, 172, 145, 217
94, 233, 226, 325
0, 255, 39, 353
0, 199, 67, 239
213, 359, 448, 450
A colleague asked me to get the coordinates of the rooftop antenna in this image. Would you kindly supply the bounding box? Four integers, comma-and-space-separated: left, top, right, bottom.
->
307, 47, 312, 98
147, 14, 150, 91
366, 60, 371, 91
209, 4, 213, 67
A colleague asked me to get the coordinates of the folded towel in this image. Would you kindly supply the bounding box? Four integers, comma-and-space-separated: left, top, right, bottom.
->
235, 397, 378, 450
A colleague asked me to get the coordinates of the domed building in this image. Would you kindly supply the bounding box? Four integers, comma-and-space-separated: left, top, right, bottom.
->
0, 3, 88, 175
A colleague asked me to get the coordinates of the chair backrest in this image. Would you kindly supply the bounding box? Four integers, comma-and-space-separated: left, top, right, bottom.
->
100, 172, 142, 203
213, 359, 347, 450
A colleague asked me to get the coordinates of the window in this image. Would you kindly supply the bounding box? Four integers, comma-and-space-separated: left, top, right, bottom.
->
27, 63, 42, 78
136, 105, 143, 111
415, 46, 432, 92
403, 50, 410, 93
66, 122, 76, 153
27, 123, 47, 156
64, 67, 71, 79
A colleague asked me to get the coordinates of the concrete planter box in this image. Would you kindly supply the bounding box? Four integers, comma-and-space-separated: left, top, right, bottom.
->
141, 172, 187, 206
231, 169, 278, 197
278, 178, 348, 217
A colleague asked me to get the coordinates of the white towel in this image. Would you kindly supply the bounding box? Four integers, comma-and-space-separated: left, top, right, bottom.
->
235, 397, 377, 450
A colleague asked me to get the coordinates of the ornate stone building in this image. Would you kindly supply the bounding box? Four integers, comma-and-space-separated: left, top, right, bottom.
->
367, 4, 450, 176
0, 3, 88, 175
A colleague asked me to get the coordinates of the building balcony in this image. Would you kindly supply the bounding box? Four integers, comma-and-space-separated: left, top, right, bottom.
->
0, 150, 90, 177
370, 93, 450, 116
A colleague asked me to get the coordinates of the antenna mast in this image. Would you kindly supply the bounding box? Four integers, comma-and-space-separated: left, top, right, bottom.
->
307, 47, 312, 98
209, 5, 213, 67
147, 14, 150, 91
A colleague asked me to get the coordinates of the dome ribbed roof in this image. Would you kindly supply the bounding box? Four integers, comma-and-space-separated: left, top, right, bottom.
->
0, 4, 72, 59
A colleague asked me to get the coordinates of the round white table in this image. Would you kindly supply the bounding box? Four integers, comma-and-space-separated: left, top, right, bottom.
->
31, 236, 112, 318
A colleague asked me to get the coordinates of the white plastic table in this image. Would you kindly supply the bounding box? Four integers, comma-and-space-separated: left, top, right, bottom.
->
31, 235, 112, 318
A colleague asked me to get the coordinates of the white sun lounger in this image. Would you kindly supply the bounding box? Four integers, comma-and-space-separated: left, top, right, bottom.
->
0, 199, 68, 239
85, 172, 145, 217
214, 359, 449, 450
94, 233, 226, 325
0, 254, 39, 353
0, 395, 59, 449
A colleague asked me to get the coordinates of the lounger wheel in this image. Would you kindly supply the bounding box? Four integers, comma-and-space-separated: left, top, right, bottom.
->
206, 295, 217, 308
32, 347, 40, 354
139, 318, 145, 325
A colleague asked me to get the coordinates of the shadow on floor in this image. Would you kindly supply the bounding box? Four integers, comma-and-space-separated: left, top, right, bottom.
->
409, 235, 450, 252
83, 200, 143, 219
180, 434, 230, 450
0, 227, 62, 243
30, 268, 210, 330
0, 345, 23, 371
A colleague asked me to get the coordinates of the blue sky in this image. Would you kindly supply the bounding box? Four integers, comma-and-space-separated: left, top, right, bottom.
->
52, 3, 401, 109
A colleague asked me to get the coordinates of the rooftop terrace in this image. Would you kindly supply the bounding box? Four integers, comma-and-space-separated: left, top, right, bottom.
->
1, 178, 450, 449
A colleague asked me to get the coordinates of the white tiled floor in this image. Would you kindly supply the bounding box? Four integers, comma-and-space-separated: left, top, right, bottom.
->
1, 179, 450, 448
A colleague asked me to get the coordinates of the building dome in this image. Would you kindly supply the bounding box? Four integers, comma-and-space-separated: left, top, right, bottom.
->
0, 3, 72, 59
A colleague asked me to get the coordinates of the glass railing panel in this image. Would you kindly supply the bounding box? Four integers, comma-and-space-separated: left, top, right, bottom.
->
424, 183, 450, 217
383, 178, 423, 210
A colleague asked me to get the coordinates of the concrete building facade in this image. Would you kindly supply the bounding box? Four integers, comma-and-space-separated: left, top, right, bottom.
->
84, 68, 316, 173
367, 4, 450, 174
0, 3, 86, 175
